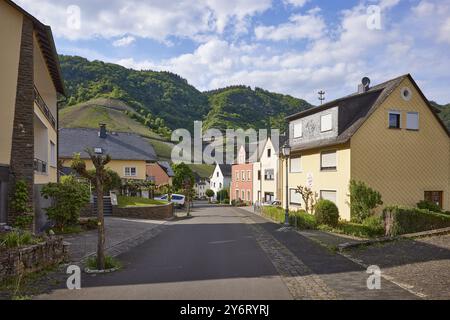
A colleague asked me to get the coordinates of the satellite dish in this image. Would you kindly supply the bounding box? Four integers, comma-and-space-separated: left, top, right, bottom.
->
362, 77, 371, 88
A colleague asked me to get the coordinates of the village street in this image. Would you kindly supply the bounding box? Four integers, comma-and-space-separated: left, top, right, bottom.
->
34, 203, 433, 300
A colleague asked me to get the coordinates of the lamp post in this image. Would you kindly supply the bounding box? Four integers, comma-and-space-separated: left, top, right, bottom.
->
282, 143, 291, 226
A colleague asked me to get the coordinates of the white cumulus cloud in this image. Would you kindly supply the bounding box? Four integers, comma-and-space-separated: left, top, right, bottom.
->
112, 36, 136, 47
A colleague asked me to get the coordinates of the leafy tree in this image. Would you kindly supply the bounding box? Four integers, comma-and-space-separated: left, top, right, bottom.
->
347, 180, 383, 223
71, 150, 111, 270
205, 189, 214, 203
216, 189, 229, 203
172, 162, 194, 192
41, 176, 90, 231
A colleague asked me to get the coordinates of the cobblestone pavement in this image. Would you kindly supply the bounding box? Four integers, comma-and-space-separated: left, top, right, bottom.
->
235, 208, 418, 300
343, 235, 450, 300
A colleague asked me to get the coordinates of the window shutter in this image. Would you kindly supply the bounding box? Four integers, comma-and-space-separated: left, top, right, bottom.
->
290, 157, 301, 173
321, 151, 337, 169
406, 112, 419, 130
293, 122, 302, 138
321, 114, 333, 132
320, 190, 337, 204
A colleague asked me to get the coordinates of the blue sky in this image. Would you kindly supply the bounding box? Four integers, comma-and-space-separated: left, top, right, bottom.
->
16, 0, 450, 104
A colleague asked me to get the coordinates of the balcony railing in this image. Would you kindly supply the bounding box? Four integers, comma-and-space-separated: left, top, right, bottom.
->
34, 85, 56, 129
34, 158, 47, 174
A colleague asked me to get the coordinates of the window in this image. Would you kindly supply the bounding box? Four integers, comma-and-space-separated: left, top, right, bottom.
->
94, 147, 103, 154
242, 190, 245, 200
235, 171, 239, 181
321, 114, 333, 132
247, 190, 251, 201
219, 183, 222, 189
257, 170, 261, 181
50, 141, 56, 167
401, 87, 412, 101
425, 191, 443, 209
293, 122, 302, 138
406, 112, 419, 130
217, 172, 219, 177
290, 157, 301, 173
321, 151, 337, 171
320, 190, 337, 204
267, 148, 271, 158
247, 170, 251, 181
389, 111, 401, 129
236, 190, 239, 200
290, 189, 302, 205
264, 169, 274, 181
124, 167, 137, 177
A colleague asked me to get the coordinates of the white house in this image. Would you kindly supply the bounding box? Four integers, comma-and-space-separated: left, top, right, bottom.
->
258, 137, 282, 203
194, 178, 210, 199
210, 164, 232, 200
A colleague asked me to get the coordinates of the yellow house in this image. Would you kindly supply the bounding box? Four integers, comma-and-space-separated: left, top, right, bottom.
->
281, 74, 450, 221
0, 0, 65, 228
59, 125, 157, 181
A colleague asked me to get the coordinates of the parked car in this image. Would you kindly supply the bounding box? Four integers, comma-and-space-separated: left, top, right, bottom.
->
262, 200, 281, 207
155, 194, 186, 207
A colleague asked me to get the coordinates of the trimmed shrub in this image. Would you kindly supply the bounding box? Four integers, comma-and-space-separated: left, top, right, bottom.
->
216, 189, 229, 202
348, 180, 383, 223
315, 200, 339, 227
288, 210, 317, 230
416, 200, 441, 213
362, 215, 385, 236
383, 206, 450, 236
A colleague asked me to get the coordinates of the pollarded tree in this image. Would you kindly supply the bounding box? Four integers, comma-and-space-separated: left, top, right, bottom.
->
205, 189, 214, 203
71, 149, 111, 270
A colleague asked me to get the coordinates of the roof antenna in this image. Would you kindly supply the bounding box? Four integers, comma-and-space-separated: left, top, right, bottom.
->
318, 90, 325, 105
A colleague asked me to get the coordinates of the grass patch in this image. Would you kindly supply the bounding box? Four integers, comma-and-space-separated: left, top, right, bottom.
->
86, 255, 122, 270
188, 163, 215, 178
117, 196, 168, 208
0, 231, 41, 249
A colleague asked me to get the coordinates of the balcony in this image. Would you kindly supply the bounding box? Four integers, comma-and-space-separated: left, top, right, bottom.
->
34, 85, 56, 129
34, 158, 47, 175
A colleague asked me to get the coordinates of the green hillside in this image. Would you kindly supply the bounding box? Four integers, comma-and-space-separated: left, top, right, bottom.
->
203, 86, 312, 131
59, 55, 312, 133
431, 101, 450, 131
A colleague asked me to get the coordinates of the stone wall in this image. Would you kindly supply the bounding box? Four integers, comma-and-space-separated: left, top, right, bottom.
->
112, 203, 174, 220
0, 237, 68, 281
8, 17, 35, 225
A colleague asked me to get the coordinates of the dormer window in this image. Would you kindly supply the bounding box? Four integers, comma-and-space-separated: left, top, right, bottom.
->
389, 111, 401, 129
293, 122, 302, 138
320, 114, 333, 132
94, 147, 103, 154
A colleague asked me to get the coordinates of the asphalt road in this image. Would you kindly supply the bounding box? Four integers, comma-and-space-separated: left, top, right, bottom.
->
38, 204, 293, 300
37, 203, 416, 300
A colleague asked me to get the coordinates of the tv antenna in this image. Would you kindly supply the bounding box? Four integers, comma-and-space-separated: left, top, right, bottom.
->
318, 90, 325, 105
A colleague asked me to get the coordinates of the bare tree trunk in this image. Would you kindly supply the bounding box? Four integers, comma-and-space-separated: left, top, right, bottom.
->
96, 176, 105, 270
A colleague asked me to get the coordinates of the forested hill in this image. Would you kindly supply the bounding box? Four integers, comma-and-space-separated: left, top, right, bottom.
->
430, 101, 450, 132
59, 55, 312, 132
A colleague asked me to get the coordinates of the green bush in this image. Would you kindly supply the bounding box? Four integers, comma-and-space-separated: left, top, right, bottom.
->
417, 200, 441, 213
383, 206, 450, 236
221, 198, 230, 204
41, 176, 90, 231
315, 200, 339, 227
13, 214, 34, 230
216, 189, 229, 202
0, 231, 38, 249
348, 180, 383, 223
362, 215, 385, 236
11, 180, 33, 229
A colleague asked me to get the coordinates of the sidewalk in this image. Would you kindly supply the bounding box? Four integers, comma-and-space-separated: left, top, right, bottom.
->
63, 217, 168, 262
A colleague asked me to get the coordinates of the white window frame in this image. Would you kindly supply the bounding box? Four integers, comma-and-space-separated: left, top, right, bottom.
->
388, 111, 401, 129
290, 188, 302, 205
290, 157, 302, 173
320, 114, 333, 132
50, 141, 56, 167
406, 112, 419, 131
235, 171, 239, 181
247, 170, 251, 181
320, 150, 337, 171
293, 122, 303, 138
124, 167, 137, 177
320, 190, 337, 204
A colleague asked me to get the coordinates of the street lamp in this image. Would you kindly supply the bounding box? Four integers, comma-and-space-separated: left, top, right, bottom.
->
282, 143, 291, 226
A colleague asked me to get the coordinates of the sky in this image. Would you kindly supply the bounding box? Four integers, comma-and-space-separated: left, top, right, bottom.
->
15, 0, 450, 104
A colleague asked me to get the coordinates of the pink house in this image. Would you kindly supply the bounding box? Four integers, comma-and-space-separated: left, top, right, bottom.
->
231, 146, 253, 204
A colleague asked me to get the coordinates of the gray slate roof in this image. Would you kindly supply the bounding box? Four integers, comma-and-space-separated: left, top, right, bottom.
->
286, 74, 450, 152
157, 161, 175, 177
218, 164, 232, 177
59, 128, 157, 161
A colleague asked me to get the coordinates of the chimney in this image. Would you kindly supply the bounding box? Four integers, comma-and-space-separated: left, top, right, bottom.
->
99, 123, 107, 138
358, 77, 371, 94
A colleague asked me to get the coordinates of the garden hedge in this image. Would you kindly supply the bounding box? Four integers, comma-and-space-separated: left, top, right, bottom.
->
383, 206, 450, 236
